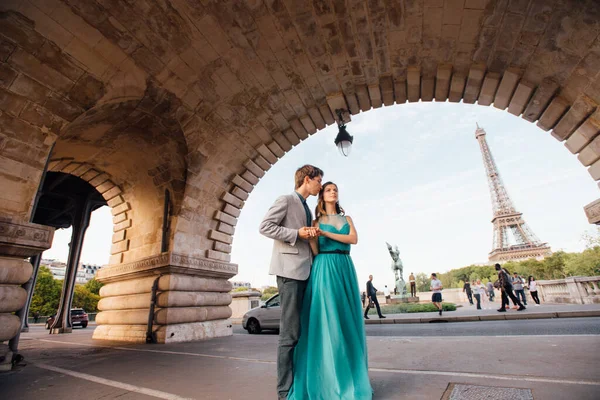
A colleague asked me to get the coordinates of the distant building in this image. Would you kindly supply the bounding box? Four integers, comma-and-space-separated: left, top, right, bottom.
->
231, 281, 251, 289
41, 259, 104, 284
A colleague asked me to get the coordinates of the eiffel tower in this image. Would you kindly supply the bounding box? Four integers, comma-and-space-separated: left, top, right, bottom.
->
475, 124, 552, 262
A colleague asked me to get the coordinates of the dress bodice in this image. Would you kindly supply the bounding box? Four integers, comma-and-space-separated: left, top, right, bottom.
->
318, 214, 351, 253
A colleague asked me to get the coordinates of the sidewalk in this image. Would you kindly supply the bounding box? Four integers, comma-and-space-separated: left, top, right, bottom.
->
364, 302, 600, 324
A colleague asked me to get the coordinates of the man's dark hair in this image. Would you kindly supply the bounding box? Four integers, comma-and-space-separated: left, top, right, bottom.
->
295, 164, 323, 189
494, 263, 501, 270
431, 273, 437, 278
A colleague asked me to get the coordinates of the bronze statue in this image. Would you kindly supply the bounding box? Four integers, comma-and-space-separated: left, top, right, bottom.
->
386, 242, 407, 297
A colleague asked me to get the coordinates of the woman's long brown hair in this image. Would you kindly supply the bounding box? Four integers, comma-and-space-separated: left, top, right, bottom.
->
314, 181, 345, 219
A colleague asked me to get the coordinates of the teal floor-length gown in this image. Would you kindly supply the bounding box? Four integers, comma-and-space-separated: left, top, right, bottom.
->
288, 214, 373, 400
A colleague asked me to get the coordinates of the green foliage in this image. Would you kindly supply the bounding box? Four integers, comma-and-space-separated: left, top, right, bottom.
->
261, 286, 278, 301
232, 287, 251, 292
415, 272, 430, 292
368, 302, 457, 314
84, 278, 103, 295
72, 285, 100, 312
30, 266, 62, 316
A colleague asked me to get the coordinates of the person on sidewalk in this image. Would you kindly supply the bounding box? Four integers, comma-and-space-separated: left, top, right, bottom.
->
361, 291, 366, 308
259, 164, 323, 400
463, 280, 474, 305
409, 272, 416, 297
495, 264, 525, 312
430, 273, 443, 316
364, 275, 386, 319
512, 272, 527, 306
486, 281, 495, 302
383, 285, 391, 303
473, 279, 486, 310
528, 276, 541, 306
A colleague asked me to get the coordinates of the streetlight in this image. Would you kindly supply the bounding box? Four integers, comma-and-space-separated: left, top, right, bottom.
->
334, 109, 354, 157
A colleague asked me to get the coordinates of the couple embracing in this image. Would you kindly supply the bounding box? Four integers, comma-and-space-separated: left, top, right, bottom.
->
259, 165, 373, 400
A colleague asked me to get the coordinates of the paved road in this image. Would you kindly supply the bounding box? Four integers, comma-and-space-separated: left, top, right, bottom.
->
233, 317, 600, 336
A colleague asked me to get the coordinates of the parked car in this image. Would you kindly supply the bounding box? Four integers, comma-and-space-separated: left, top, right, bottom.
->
242, 294, 280, 334
45, 308, 89, 329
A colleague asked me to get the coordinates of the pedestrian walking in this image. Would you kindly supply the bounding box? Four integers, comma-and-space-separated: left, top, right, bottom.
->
495, 264, 525, 312
528, 276, 541, 306
361, 291, 366, 308
512, 272, 527, 306
486, 281, 495, 302
473, 279, 486, 310
463, 280, 473, 305
383, 285, 391, 303
364, 275, 386, 319
430, 273, 443, 316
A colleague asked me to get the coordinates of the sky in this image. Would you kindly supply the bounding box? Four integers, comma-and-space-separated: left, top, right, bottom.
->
43, 102, 599, 289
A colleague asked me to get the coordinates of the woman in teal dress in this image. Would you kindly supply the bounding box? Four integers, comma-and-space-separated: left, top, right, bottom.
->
287, 182, 373, 400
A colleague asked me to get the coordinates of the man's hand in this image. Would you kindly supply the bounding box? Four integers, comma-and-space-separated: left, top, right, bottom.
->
299, 226, 320, 240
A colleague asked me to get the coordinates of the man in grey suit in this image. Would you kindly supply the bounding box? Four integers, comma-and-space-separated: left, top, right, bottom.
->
259, 164, 323, 400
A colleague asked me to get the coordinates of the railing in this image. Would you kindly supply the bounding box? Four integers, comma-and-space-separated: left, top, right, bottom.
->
537, 276, 600, 304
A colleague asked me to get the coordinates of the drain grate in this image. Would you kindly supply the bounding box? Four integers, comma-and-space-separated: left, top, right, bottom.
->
442, 383, 534, 400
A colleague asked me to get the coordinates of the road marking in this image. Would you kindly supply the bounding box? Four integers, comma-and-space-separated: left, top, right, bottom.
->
369, 367, 600, 386
34, 338, 600, 387
32, 362, 193, 400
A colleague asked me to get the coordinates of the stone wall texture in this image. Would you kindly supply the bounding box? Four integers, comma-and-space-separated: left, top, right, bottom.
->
0, 0, 599, 267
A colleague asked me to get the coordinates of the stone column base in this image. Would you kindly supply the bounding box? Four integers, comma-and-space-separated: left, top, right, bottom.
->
93, 319, 232, 343
95, 252, 237, 344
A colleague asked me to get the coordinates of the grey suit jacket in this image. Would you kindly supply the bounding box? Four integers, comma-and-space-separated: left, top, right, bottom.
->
259, 192, 313, 281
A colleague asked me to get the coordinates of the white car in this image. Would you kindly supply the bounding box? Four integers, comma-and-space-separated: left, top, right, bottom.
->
242, 294, 281, 334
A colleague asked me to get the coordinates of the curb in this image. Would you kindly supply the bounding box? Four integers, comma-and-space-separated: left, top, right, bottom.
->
363, 310, 600, 324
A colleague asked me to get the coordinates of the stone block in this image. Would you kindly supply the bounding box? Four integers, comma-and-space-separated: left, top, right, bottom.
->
282, 119, 303, 141
552, 96, 597, 141
577, 136, 600, 166
300, 115, 317, 135
588, 158, 600, 180
243, 159, 265, 178
407, 67, 420, 102
102, 185, 122, 201
564, 111, 600, 154
318, 103, 334, 125
0, 285, 26, 312
507, 81, 535, 116
231, 175, 253, 193
9, 48, 73, 94
111, 202, 130, 216
155, 306, 232, 325
96, 179, 115, 194
98, 292, 152, 311
435, 65, 452, 101
157, 292, 231, 308
537, 96, 569, 131
223, 204, 241, 218
256, 144, 277, 164
283, 128, 300, 146
448, 73, 466, 102
222, 192, 243, 208
478, 72, 500, 106
584, 198, 600, 224
8, 74, 50, 105
110, 239, 129, 255
107, 195, 124, 208
522, 79, 559, 122
89, 172, 109, 187
113, 219, 131, 233
380, 76, 394, 106
0, 313, 20, 341
494, 68, 521, 110
206, 249, 231, 263
0, 257, 32, 284
272, 131, 292, 152
0, 87, 27, 116
368, 84, 382, 108
109, 253, 123, 265
394, 79, 407, 103
160, 275, 233, 292
0, 63, 17, 88
231, 187, 249, 202
217, 222, 235, 235
421, 77, 434, 102
112, 230, 126, 244
307, 107, 326, 130
112, 212, 127, 224
267, 140, 285, 158
156, 319, 232, 344
209, 230, 233, 245
463, 64, 486, 104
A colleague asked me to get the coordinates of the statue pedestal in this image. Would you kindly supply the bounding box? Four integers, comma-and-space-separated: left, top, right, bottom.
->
389, 296, 420, 304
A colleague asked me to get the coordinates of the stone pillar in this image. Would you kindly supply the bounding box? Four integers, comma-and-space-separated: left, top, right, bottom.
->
0, 218, 53, 371
230, 291, 262, 318
93, 252, 237, 343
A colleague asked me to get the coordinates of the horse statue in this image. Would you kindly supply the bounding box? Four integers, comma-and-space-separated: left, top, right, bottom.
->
386, 242, 407, 297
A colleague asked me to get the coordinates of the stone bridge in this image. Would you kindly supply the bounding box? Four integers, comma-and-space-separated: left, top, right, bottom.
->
1, 0, 600, 370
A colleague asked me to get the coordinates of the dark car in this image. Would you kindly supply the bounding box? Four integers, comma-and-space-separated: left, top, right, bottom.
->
45, 308, 89, 329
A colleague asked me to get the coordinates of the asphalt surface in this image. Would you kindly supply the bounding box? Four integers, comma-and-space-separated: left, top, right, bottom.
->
233, 316, 600, 336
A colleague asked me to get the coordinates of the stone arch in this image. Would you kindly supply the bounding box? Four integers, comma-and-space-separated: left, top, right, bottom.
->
201, 60, 600, 263
47, 158, 131, 265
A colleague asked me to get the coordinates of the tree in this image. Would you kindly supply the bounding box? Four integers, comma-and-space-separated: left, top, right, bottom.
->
30, 266, 62, 316
72, 285, 100, 312
84, 278, 103, 295
415, 273, 429, 292
261, 286, 278, 301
